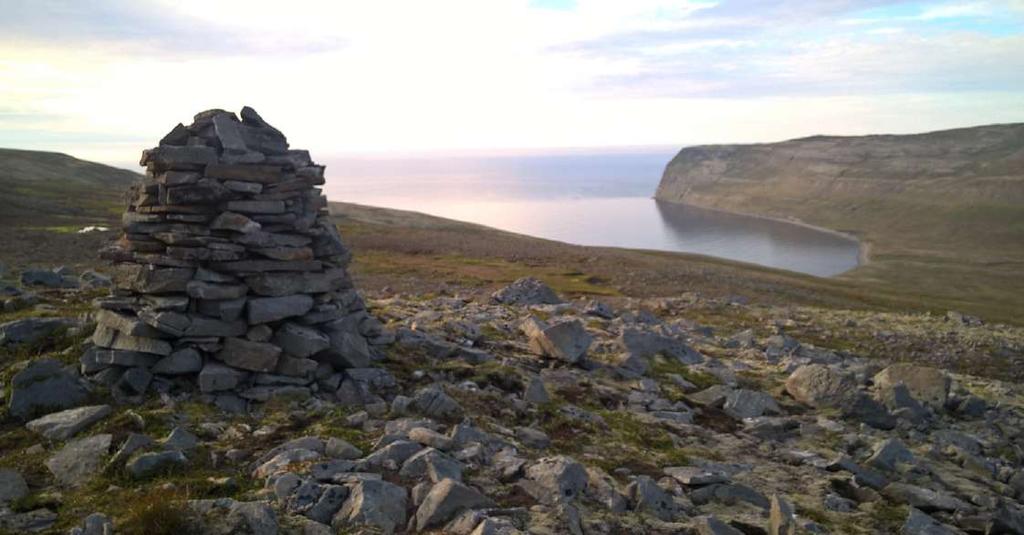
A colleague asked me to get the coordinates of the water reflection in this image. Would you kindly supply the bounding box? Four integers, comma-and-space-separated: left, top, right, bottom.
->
323, 152, 860, 277
653, 200, 860, 276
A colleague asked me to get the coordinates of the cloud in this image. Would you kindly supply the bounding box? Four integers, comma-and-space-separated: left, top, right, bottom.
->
0, 0, 345, 56
547, 0, 1024, 98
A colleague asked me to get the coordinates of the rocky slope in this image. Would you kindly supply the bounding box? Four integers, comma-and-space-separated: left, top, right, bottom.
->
1, 269, 1023, 534
655, 123, 1024, 324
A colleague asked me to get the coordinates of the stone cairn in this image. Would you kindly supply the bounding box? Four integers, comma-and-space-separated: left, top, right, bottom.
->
85, 107, 385, 408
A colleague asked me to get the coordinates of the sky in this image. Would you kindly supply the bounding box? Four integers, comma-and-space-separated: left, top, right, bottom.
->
1, 0, 1023, 168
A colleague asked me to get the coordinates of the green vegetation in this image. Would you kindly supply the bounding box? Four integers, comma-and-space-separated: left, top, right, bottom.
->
0, 148, 138, 227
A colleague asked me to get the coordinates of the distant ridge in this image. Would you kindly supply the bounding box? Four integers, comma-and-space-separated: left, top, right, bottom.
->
0, 148, 141, 225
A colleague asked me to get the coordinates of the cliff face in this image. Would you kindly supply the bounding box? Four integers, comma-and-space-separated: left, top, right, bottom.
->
656, 123, 1024, 209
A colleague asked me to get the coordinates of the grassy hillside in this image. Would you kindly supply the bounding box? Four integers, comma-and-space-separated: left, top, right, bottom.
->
657, 123, 1024, 323
0, 148, 141, 228
0, 146, 1019, 325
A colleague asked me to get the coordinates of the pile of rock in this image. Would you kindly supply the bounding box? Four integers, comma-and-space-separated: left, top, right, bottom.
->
85, 107, 386, 407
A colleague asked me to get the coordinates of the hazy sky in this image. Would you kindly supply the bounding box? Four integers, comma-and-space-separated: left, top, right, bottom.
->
2, 0, 1023, 167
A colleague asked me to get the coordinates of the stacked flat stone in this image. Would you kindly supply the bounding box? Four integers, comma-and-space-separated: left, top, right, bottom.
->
85, 107, 384, 405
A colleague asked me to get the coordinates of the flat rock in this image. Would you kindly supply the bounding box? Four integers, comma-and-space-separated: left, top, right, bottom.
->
217, 337, 281, 372
664, 466, 730, 486
46, 433, 112, 488
26, 405, 111, 441
248, 294, 315, 324
198, 362, 248, 392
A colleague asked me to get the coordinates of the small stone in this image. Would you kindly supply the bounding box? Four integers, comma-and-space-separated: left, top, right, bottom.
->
866, 438, 915, 472
770, 494, 797, 535
524, 376, 551, 404
515, 426, 551, 450
164, 426, 199, 451
127, 450, 188, 479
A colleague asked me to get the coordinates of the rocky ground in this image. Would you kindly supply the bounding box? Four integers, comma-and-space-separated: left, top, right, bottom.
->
1, 264, 1023, 534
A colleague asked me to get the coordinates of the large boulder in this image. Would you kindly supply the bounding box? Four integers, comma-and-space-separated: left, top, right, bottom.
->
492, 277, 562, 305
785, 364, 855, 408
522, 317, 592, 364
332, 479, 407, 534
8, 358, 89, 421
521, 456, 588, 505
45, 434, 112, 488
873, 364, 950, 410
722, 389, 782, 419
620, 327, 704, 365
414, 478, 494, 531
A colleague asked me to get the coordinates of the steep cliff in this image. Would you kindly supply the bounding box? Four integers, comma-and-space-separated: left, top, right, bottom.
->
657, 123, 1024, 210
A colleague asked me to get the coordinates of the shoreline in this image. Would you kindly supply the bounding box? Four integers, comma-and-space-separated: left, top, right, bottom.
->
334, 197, 864, 279
652, 197, 871, 271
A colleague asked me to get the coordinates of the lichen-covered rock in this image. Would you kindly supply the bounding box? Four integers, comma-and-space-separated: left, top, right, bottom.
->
873, 364, 950, 409
785, 364, 855, 408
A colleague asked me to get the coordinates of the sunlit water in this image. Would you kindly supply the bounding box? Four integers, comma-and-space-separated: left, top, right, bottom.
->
320, 150, 860, 277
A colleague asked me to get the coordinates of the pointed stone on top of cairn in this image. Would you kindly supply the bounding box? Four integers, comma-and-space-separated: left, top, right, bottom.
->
87, 107, 385, 406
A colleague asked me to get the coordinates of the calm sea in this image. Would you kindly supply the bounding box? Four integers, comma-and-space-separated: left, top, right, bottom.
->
319, 149, 860, 277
